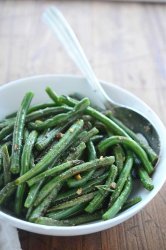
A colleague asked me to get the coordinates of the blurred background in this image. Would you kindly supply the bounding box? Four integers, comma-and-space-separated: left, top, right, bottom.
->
0, 1, 165, 121
0, 1, 166, 249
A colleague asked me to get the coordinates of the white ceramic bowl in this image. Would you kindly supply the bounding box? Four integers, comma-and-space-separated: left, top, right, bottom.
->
0, 74, 166, 236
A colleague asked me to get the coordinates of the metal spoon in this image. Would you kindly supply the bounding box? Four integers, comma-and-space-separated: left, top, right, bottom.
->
43, 7, 160, 154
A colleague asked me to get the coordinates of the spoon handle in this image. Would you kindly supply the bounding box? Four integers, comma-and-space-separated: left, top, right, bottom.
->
43, 7, 114, 109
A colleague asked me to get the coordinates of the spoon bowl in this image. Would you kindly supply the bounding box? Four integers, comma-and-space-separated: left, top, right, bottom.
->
111, 106, 160, 155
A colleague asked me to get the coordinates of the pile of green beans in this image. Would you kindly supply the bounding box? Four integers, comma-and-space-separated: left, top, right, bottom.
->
0, 87, 158, 226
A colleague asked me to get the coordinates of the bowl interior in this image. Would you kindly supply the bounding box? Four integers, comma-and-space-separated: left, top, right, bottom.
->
0, 74, 166, 236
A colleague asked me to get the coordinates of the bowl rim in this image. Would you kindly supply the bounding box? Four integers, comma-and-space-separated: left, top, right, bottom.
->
0, 74, 166, 235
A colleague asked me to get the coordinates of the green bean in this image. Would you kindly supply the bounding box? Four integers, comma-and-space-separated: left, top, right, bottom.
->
5, 112, 17, 119
136, 133, 158, 164
30, 154, 35, 169
34, 139, 56, 164
58, 95, 78, 106
1, 144, 11, 185
57, 94, 129, 137
15, 120, 84, 185
0, 148, 2, 173
48, 192, 97, 212
113, 144, 125, 174
23, 128, 29, 144
47, 203, 86, 220
108, 114, 158, 164
0, 181, 16, 205
67, 171, 94, 189
98, 136, 154, 175
0, 124, 14, 141
108, 152, 133, 207
35, 216, 73, 226
35, 120, 73, 151
15, 185, 25, 216
66, 211, 103, 225
87, 140, 97, 161
4, 107, 71, 125
0, 119, 15, 129
26, 106, 71, 122
28, 103, 57, 113
75, 128, 99, 146
65, 142, 86, 162
35, 128, 53, 151
29, 98, 90, 130
10, 92, 34, 174
138, 166, 154, 191
52, 172, 108, 205
45, 87, 61, 104
29, 183, 62, 222
27, 160, 83, 187
57, 128, 98, 165
26, 206, 33, 220
2, 134, 12, 144
67, 140, 96, 188
103, 176, 132, 220
89, 168, 107, 180
24, 180, 44, 208
91, 135, 104, 143
0, 142, 11, 173
22, 131, 38, 172
34, 156, 115, 206
15, 130, 38, 215
85, 165, 118, 213
121, 196, 142, 211
0, 173, 4, 188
